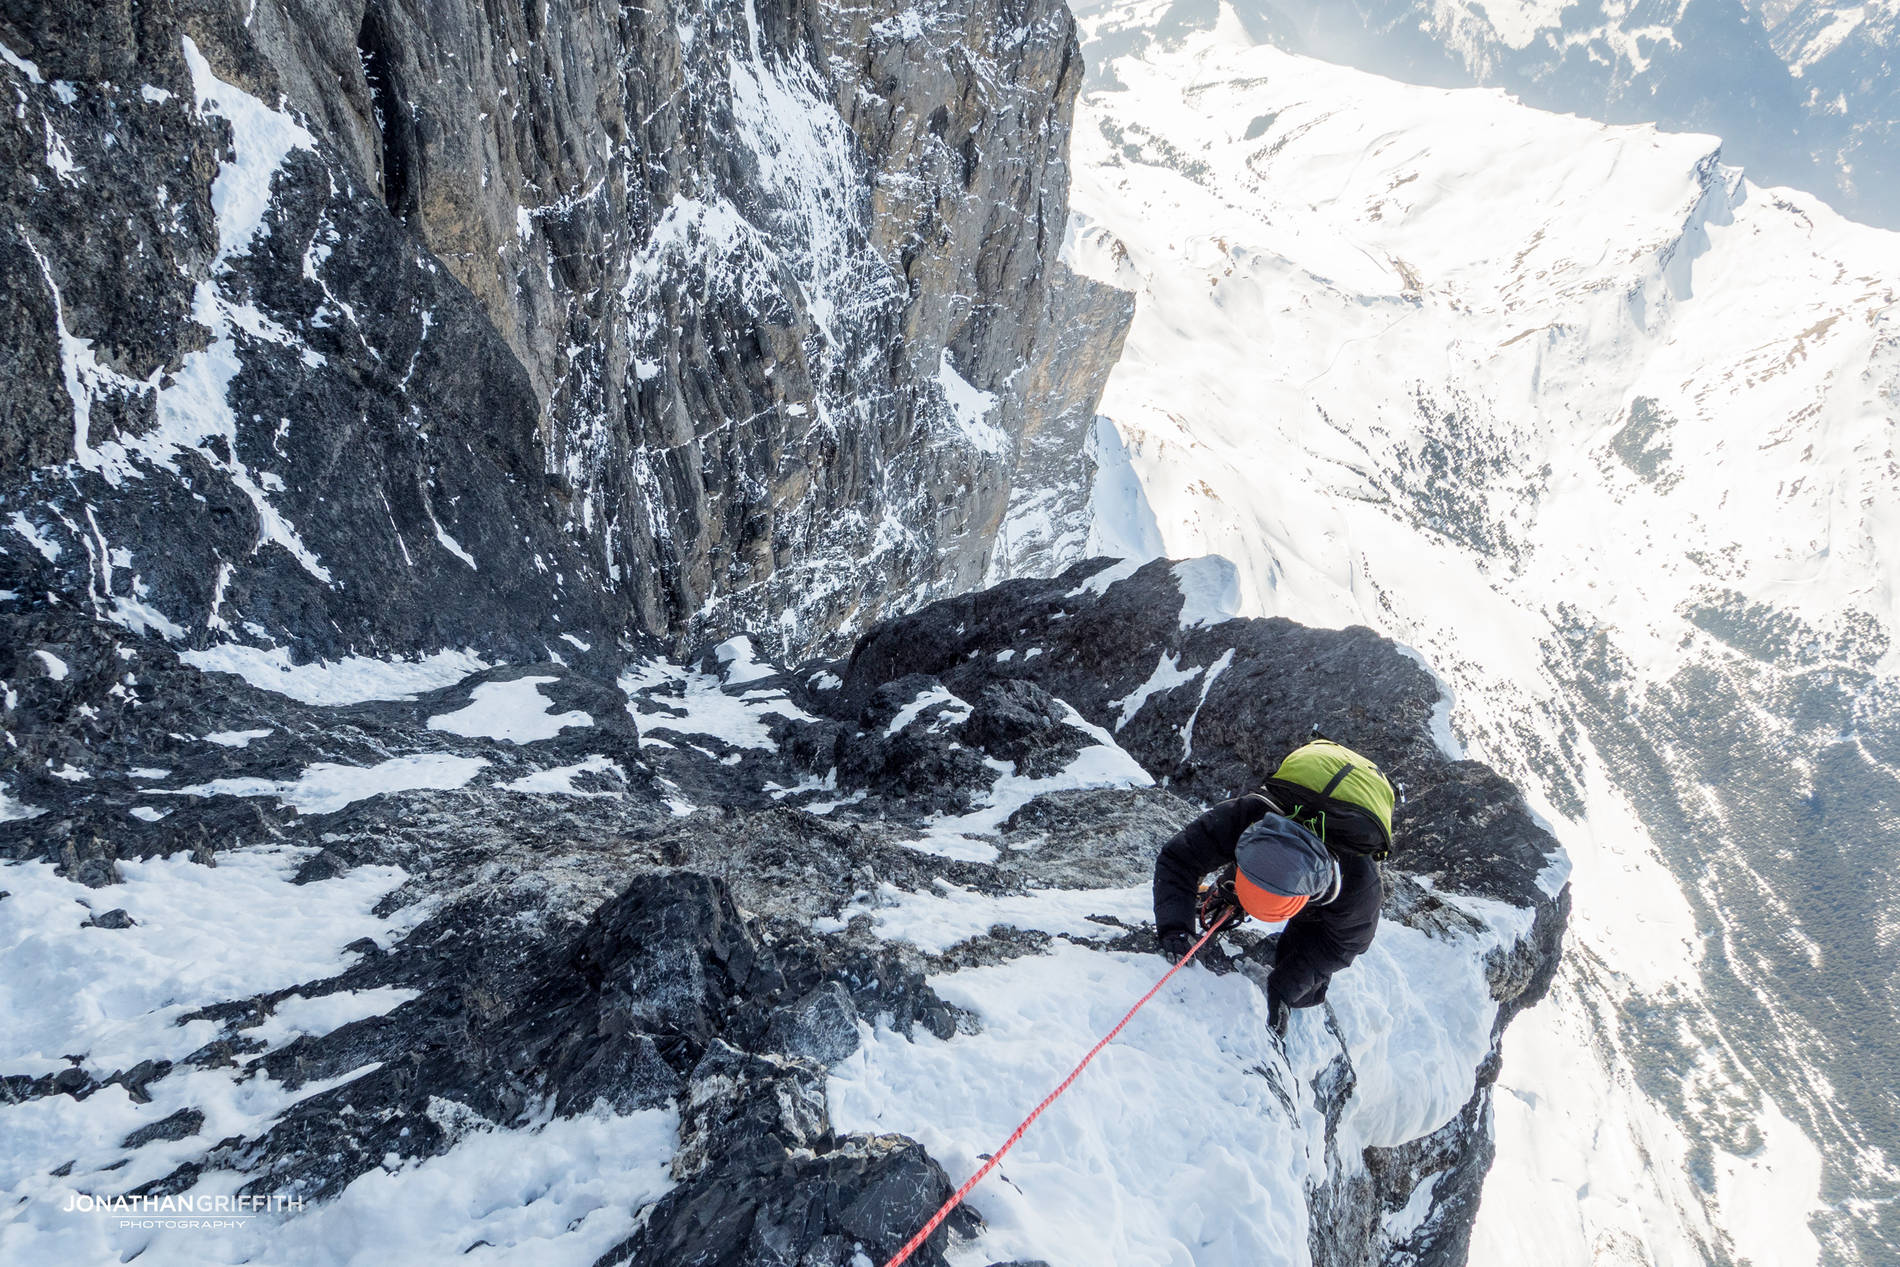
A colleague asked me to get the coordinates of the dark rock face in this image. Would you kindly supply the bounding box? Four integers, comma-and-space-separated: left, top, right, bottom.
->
0, 0, 1129, 665
609, 1128, 964, 1267
768, 981, 862, 1068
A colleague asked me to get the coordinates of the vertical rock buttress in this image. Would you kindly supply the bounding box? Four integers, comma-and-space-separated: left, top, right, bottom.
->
0, 0, 1132, 661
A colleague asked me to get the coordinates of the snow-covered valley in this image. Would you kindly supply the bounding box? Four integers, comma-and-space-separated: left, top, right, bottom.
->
1057, 5, 1899, 1264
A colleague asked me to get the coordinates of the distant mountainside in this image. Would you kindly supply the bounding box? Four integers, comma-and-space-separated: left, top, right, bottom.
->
1758, 0, 1900, 218
1049, 6, 1900, 1264
1093, 0, 1900, 230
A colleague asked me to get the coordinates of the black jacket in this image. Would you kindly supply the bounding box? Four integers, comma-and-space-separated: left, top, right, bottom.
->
1152, 795, 1382, 1009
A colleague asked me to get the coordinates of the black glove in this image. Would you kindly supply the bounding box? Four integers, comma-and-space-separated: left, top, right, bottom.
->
1158, 929, 1194, 962
1197, 865, 1247, 933
1267, 987, 1292, 1040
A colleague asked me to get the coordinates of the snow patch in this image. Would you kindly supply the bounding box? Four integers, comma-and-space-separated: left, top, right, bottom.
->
829, 941, 1311, 1264
170, 754, 488, 815
500, 755, 625, 797
938, 350, 1008, 456
1172, 555, 1241, 628
1108, 651, 1203, 730
249, 987, 421, 1050
428, 676, 592, 744
713, 636, 776, 685
898, 699, 1154, 863
0, 847, 416, 1073
9, 512, 60, 561
181, 644, 489, 705
0, 784, 46, 823
885, 684, 973, 736
203, 727, 272, 748
621, 658, 817, 751
1065, 557, 1141, 601
429, 511, 478, 570
0, 40, 44, 84
818, 881, 1152, 953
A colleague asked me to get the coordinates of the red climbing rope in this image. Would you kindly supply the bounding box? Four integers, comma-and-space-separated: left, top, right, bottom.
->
880, 909, 1234, 1267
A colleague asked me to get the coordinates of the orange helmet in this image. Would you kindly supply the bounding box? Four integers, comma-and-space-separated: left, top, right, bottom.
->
1233, 869, 1309, 923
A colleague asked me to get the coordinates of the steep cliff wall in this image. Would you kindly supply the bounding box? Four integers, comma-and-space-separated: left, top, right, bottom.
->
0, 0, 1129, 663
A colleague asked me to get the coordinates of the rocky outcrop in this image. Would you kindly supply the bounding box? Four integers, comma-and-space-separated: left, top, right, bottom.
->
0, 0, 1130, 665
1, 557, 1567, 1265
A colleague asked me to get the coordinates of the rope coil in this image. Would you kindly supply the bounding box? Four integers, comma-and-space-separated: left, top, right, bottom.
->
880, 911, 1233, 1267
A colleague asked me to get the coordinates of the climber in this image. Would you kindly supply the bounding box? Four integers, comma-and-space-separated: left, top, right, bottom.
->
1151, 739, 1395, 1039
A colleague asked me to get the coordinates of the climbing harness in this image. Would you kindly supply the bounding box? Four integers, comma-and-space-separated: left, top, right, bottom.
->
879, 908, 1235, 1267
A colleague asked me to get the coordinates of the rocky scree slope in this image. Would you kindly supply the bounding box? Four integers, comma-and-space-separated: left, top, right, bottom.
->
1, 558, 1565, 1266
0, 0, 1129, 665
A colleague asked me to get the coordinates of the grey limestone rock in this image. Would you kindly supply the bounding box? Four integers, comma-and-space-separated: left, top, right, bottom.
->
0, 0, 1130, 663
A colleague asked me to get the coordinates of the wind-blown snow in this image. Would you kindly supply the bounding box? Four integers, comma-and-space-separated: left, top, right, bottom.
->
428, 676, 592, 744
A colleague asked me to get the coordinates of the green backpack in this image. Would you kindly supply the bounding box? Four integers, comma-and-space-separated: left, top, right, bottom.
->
1261, 739, 1396, 861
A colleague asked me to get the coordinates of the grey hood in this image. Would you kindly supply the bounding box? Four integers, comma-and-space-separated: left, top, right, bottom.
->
1235, 815, 1339, 902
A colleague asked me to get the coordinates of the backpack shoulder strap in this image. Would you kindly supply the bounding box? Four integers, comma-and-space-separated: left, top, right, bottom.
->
1244, 790, 1285, 818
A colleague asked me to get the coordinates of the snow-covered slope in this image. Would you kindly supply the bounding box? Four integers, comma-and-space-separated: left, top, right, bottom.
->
0, 560, 1563, 1266
1055, 7, 1899, 1265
